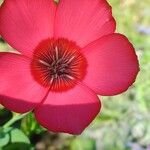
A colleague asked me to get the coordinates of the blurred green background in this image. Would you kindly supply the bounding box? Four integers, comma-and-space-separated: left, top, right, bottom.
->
0, 0, 150, 150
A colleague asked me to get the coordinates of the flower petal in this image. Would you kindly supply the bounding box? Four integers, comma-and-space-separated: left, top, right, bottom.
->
35, 83, 101, 135
55, 0, 116, 47
82, 34, 139, 96
0, 53, 47, 113
0, 0, 56, 57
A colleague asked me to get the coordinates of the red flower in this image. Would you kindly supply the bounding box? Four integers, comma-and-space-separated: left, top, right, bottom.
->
0, 0, 139, 134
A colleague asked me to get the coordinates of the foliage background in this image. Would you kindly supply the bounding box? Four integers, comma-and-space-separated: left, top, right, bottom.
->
0, 0, 150, 149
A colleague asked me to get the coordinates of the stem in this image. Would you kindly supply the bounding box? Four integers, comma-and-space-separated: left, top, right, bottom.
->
3, 113, 28, 129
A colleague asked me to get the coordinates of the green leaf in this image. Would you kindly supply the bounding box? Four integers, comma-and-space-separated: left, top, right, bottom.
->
10, 129, 30, 144
21, 113, 44, 136
3, 143, 31, 150
0, 128, 10, 147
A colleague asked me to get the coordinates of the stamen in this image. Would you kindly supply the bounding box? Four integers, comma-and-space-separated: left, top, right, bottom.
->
55, 46, 59, 60
66, 75, 75, 80
39, 60, 51, 67
66, 56, 75, 64
50, 77, 54, 84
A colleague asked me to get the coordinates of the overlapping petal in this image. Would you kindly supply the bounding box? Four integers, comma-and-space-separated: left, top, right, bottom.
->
82, 34, 139, 96
0, 53, 47, 113
55, 0, 116, 47
35, 83, 101, 134
0, 0, 56, 57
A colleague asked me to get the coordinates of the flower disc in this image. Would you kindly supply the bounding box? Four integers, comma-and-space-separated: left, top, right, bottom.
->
31, 38, 87, 92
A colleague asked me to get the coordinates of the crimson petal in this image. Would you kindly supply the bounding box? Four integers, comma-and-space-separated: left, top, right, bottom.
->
0, 0, 56, 57
55, 0, 116, 48
35, 83, 101, 135
82, 34, 139, 96
0, 53, 47, 113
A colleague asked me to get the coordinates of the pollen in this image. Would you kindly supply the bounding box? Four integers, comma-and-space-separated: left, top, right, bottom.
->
31, 38, 87, 92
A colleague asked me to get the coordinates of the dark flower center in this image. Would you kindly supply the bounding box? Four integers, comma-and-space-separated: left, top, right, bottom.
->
31, 38, 87, 92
